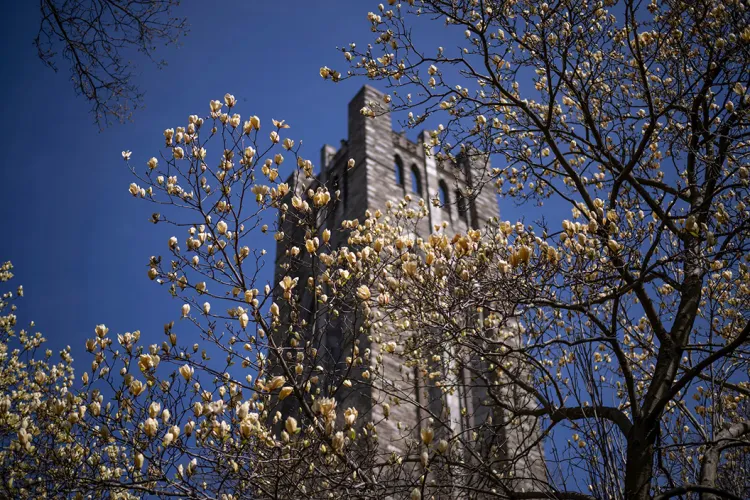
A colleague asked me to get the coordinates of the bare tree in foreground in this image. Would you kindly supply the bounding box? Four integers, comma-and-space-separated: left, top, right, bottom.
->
36, 0, 186, 127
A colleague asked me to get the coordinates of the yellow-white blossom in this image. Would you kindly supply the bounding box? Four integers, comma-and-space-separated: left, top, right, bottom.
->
356, 285, 371, 301
179, 364, 194, 381
143, 417, 159, 438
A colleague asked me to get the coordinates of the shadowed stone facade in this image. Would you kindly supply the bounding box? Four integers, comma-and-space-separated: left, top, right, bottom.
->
274, 85, 545, 494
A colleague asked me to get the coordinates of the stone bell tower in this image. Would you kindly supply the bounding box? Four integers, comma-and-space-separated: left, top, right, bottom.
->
274, 85, 545, 493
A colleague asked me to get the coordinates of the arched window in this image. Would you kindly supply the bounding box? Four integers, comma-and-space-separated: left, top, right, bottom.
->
457, 189, 468, 222
410, 165, 422, 195
438, 180, 449, 207
394, 156, 405, 186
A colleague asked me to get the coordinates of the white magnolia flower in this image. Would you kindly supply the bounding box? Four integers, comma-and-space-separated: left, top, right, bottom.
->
179, 364, 194, 381
285, 416, 298, 434
143, 417, 159, 438
356, 285, 371, 301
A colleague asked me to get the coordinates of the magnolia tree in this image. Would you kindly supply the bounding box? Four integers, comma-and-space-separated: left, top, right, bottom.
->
316, 0, 750, 498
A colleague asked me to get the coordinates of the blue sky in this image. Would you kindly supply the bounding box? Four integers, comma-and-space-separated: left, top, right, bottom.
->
0, 1, 394, 360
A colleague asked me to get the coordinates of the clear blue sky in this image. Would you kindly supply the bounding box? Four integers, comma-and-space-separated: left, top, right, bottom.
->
0, 1, 394, 361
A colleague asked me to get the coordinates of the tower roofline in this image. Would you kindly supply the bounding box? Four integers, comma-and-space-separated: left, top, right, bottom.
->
350, 84, 386, 102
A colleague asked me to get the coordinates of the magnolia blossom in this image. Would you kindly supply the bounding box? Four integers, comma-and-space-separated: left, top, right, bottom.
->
267, 376, 285, 391
237, 401, 250, 420
122, 150, 132, 161
143, 417, 159, 438
179, 364, 194, 381
421, 427, 434, 445
240, 418, 254, 439
148, 401, 161, 418
95, 324, 109, 338
130, 379, 147, 396
279, 386, 294, 400
332, 431, 345, 452
437, 439, 449, 454
138, 353, 160, 372
217, 220, 228, 235
162, 425, 179, 447
285, 416, 298, 435
305, 238, 318, 253
356, 285, 371, 301
193, 402, 203, 417
163, 432, 175, 447
182, 304, 191, 317
344, 407, 358, 427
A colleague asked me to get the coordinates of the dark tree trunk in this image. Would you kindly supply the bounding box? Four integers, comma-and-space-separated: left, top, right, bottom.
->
625, 424, 657, 500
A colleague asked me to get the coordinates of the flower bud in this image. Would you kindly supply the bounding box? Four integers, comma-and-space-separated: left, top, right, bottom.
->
285, 416, 298, 434
279, 386, 294, 400
420, 427, 434, 445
